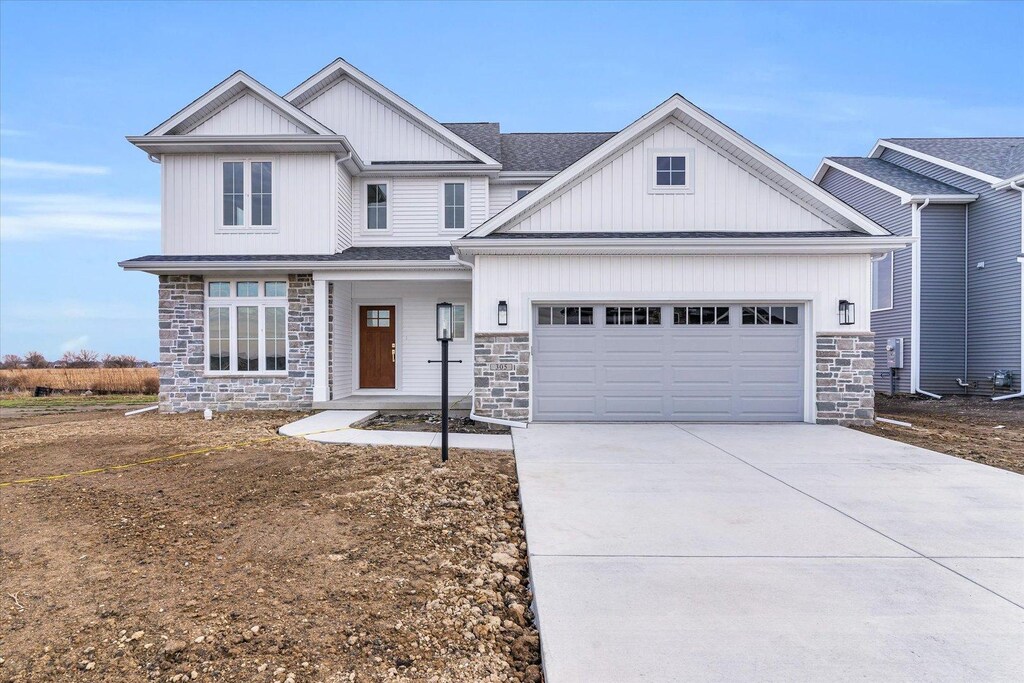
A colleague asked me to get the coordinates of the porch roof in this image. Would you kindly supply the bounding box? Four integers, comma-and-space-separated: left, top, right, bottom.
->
119, 246, 459, 272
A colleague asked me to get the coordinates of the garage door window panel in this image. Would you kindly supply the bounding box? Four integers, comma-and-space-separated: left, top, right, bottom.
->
606, 306, 661, 325
537, 305, 594, 325
742, 305, 798, 325
674, 306, 729, 325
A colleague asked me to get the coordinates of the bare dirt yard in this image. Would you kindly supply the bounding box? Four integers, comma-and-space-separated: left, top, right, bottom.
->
856, 394, 1024, 474
0, 410, 541, 682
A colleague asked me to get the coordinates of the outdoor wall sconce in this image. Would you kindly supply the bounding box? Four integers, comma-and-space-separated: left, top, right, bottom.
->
838, 299, 855, 326
497, 300, 508, 326
436, 302, 454, 341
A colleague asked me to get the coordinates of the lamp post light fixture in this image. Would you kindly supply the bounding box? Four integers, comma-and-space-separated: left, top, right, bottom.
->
430, 302, 461, 464
838, 299, 855, 326
497, 300, 508, 326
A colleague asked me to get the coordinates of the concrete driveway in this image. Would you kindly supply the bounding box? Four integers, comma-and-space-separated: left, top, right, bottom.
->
513, 423, 1024, 682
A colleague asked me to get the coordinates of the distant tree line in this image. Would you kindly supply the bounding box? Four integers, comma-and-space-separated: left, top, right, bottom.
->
0, 351, 153, 369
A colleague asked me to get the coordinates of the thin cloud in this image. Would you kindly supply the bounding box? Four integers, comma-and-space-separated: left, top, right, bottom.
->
0, 193, 159, 241
0, 157, 110, 179
59, 335, 90, 353
0, 128, 31, 138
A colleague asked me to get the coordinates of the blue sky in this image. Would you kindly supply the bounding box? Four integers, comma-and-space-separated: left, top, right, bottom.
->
1, 0, 1021, 360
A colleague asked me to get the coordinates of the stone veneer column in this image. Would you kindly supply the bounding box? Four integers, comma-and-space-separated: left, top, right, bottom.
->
474, 333, 530, 422
815, 333, 875, 426
157, 273, 315, 412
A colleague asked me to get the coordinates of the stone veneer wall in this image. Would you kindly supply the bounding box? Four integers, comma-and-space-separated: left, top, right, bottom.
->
474, 333, 530, 422
158, 273, 315, 412
816, 333, 875, 426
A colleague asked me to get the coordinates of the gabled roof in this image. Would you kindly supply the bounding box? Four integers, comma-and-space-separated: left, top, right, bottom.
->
814, 157, 977, 204
465, 94, 890, 238
285, 58, 501, 166
442, 124, 615, 173
870, 137, 1024, 184
147, 71, 335, 136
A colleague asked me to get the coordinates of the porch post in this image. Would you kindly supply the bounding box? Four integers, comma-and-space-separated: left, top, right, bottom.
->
313, 278, 329, 402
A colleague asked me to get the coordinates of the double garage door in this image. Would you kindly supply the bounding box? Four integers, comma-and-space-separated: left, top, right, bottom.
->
532, 303, 806, 422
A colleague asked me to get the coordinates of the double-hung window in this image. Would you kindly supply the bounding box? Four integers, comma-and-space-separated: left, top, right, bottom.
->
206, 279, 288, 374
220, 158, 274, 230
871, 251, 894, 311
442, 182, 466, 230
366, 182, 389, 230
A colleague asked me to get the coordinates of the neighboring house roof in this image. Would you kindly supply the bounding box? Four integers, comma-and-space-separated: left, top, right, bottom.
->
442, 123, 616, 173
813, 157, 978, 203
464, 94, 891, 238
882, 138, 1024, 180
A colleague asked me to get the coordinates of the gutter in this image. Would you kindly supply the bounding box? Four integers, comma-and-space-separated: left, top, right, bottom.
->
993, 179, 1024, 401
909, 198, 942, 399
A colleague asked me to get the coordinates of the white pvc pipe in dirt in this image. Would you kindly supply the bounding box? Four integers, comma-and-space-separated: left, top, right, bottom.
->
124, 405, 158, 417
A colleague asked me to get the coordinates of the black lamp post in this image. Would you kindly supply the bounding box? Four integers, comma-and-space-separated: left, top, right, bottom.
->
430, 302, 459, 463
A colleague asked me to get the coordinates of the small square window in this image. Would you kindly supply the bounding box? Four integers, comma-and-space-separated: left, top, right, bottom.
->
236, 281, 259, 297
516, 189, 531, 200
208, 282, 230, 297
654, 155, 686, 186
265, 281, 286, 297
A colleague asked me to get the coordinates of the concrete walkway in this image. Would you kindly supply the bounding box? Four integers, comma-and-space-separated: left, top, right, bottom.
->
513, 423, 1024, 682
280, 410, 514, 450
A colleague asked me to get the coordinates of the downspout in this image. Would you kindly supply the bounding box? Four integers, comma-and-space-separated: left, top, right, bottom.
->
451, 250, 529, 428
911, 198, 942, 399
147, 154, 161, 164
993, 180, 1024, 401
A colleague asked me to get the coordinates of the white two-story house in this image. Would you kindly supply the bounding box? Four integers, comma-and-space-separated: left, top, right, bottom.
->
121, 58, 909, 425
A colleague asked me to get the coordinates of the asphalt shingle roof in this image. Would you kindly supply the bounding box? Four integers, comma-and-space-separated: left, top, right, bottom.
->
826, 157, 974, 196
884, 138, 1024, 180
121, 246, 455, 264
443, 123, 615, 173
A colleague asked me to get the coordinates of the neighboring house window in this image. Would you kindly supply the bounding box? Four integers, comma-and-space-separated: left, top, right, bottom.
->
220, 159, 273, 230
674, 306, 729, 325
443, 182, 466, 230
452, 303, 468, 339
741, 306, 798, 325
872, 252, 894, 311
606, 306, 662, 325
649, 150, 693, 193
205, 279, 288, 374
537, 306, 595, 325
516, 189, 532, 200
367, 183, 388, 230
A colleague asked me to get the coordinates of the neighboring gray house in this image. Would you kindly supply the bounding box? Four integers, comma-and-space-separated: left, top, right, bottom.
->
815, 138, 1024, 398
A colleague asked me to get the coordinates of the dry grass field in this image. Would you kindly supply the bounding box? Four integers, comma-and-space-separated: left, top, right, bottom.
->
0, 368, 159, 395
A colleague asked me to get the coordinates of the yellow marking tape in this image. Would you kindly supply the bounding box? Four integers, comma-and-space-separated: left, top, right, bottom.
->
0, 425, 352, 488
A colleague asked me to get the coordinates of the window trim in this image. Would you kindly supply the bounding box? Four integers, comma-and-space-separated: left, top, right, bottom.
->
204, 278, 289, 376
363, 180, 392, 233
215, 156, 278, 233
647, 148, 694, 194
871, 251, 894, 312
438, 179, 469, 232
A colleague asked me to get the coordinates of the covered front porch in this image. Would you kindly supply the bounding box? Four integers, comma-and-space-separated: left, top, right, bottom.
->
311, 266, 474, 410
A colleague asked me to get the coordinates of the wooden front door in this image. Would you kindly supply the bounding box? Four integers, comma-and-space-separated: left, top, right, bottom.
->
359, 305, 396, 388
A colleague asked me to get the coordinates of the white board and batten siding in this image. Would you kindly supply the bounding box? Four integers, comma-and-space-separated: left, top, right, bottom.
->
331, 281, 473, 397
351, 176, 488, 246
507, 120, 841, 234
299, 78, 470, 162
162, 153, 336, 255
185, 93, 307, 135
472, 254, 871, 335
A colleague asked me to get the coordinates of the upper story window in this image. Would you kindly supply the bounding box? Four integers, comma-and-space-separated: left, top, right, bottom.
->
443, 182, 466, 230
219, 159, 274, 230
366, 182, 388, 230
516, 189, 532, 200
871, 251, 894, 311
648, 149, 693, 194
206, 278, 288, 375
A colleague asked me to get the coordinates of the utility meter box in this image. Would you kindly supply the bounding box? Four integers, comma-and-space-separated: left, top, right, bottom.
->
993, 369, 1014, 388
886, 338, 904, 369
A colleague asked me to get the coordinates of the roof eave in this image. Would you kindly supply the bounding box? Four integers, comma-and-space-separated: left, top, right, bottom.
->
118, 258, 468, 275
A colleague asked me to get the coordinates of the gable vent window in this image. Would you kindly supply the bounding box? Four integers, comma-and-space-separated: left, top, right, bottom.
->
219, 159, 274, 230
443, 182, 466, 230
656, 156, 686, 186
649, 150, 693, 194
606, 306, 662, 326
537, 306, 594, 325
367, 183, 389, 230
